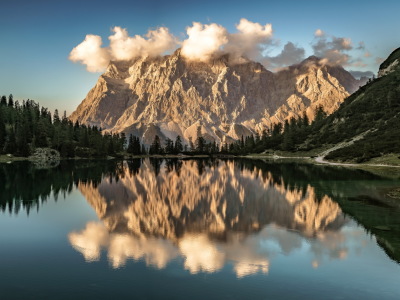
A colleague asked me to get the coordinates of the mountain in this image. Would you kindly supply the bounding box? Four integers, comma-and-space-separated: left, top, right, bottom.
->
304, 47, 400, 162
70, 49, 367, 144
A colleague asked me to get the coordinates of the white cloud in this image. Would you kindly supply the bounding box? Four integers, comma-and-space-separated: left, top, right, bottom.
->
224, 18, 273, 62
69, 21, 372, 72
69, 34, 111, 72
181, 22, 228, 62
69, 26, 178, 72
109, 26, 178, 61
181, 19, 273, 63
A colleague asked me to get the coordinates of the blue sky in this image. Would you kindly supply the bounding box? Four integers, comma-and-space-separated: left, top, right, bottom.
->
0, 0, 399, 114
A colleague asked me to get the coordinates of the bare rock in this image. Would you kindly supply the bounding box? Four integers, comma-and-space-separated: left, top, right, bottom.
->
29, 148, 60, 168
70, 50, 364, 144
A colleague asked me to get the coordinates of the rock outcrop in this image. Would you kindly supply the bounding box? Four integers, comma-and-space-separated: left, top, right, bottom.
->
28, 148, 60, 168
378, 48, 400, 77
70, 50, 367, 144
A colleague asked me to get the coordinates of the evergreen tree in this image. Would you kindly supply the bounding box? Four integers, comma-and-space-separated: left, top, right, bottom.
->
240, 135, 245, 149
107, 136, 115, 155
0, 108, 5, 151
132, 136, 141, 155
0, 96, 7, 106
53, 109, 60, 124
149, 135, 162, 154
164, 138, 174, 154
127, 134, 134, 154
174, 135, 183, 153
7, 94, 14, 107
195, 127, 206, 153
4, 129, 17, 154
314, 105, 327, 123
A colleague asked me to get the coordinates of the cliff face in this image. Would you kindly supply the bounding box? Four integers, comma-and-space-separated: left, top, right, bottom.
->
70, 50, 365, 144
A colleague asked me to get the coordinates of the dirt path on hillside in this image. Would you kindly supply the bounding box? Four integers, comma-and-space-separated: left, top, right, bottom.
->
314, 131, 400, 168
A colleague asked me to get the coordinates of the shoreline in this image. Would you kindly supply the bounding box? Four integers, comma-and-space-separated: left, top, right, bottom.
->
2, 153, 400, 169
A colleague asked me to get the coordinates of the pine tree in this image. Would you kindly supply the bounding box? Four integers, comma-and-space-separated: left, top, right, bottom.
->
0, 95, 7, 106
133, 136, 141, 155
7, 94, 14, 107
150, 135, 162, 154
0, 108, 6, 151
165, 138, 174, 154
4, 129, 17, 154
314, 105, 327, 122
195, 126, 205, 153
127, 134, 134, 154
107, 137, 115, 155
53, 109, 60, 124
174, 135, 183, 153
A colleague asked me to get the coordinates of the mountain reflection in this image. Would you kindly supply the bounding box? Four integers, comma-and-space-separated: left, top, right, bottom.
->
68, 159, 371, 276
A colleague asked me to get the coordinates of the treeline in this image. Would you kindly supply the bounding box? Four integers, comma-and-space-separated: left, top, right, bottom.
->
0, 95, 126, 157
220, 107, 327, 155
139, 106, 327, 156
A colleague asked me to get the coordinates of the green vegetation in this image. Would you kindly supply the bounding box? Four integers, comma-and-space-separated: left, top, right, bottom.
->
0, 96, 126, 158
241, 48, 400, 163
308, 48, 400, 162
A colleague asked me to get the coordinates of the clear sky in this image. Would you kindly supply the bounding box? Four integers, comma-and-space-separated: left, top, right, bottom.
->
1, 0, 399, 114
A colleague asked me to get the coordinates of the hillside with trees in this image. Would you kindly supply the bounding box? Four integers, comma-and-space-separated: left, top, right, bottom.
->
0, 97, 126, 158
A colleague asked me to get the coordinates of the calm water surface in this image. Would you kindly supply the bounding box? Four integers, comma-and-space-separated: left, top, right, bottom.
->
0, 159, 400, 299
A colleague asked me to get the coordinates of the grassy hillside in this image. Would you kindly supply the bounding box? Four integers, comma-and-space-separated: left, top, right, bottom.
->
305, 48, 400, 162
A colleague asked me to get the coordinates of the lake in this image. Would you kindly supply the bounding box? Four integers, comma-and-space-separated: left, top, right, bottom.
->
1, 159, 400, 299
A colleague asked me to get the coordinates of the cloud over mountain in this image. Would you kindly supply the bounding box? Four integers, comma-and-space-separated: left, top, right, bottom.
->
69, 27, 178, 72
69, 35, 111, 72
69, 20, 371, 73
264, 42, 306, 71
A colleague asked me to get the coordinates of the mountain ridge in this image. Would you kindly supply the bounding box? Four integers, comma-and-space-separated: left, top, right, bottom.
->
70, 50, 367, 144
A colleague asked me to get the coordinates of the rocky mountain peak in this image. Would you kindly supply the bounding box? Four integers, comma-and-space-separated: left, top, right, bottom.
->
70, 51, 365, 145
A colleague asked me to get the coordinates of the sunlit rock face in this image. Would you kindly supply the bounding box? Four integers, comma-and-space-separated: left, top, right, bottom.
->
67, 159, 367, 277
70, 50, 366, 144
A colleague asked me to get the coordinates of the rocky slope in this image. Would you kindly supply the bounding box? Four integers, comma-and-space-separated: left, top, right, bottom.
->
70, 49, 367, 144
